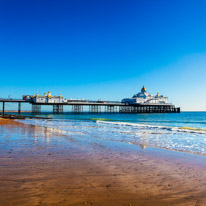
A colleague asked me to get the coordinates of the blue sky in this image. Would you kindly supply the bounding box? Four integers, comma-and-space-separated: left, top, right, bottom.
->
0, 0, 206, 111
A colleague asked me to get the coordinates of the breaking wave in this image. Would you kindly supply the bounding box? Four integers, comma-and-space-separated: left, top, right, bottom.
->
96, 120, 206, 134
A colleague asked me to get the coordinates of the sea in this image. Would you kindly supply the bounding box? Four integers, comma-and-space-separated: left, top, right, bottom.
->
16, 112, 206, 156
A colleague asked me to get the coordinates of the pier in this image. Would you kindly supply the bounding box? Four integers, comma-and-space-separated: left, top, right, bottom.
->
0, 99, 180, 115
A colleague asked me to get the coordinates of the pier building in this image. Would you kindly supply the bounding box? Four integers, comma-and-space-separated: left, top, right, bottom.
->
122, 86, 168, 104
23, 92, 66, 103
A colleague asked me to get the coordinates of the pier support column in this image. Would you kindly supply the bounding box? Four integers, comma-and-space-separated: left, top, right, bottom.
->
176, 107, 180, 113
132, 106, 138, 113
18, 102, 21, 114
53, 105, 63, 114
119, 106, 125, 113
105, 106, 117, 113
72, 105, 83, 113
32, 104, 41, 114
89, 105, 100, 113
2, 102, 5, 115
119, 106, 132, 113
59, 105, 63, 113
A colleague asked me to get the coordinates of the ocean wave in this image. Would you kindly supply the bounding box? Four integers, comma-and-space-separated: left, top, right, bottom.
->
96, 120, 206, 134
90, 118, 206, 125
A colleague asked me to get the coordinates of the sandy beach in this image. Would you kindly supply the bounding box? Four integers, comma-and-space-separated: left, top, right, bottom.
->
0, 118, 206, 206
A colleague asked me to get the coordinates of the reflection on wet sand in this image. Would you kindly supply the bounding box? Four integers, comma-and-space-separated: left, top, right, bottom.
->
140, 144, 146, 150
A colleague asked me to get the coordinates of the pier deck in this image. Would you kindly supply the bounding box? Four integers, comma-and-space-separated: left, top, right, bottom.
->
0, 99, 180, 114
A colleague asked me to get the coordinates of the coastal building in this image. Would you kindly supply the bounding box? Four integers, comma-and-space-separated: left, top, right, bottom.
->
121, 86, 168, 105
23, 92, 65, 103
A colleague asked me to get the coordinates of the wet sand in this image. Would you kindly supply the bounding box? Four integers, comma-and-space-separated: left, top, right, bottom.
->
0, 119, 206, 205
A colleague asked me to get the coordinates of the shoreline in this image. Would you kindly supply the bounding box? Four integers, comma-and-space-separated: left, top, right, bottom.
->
0, 119, 206, 205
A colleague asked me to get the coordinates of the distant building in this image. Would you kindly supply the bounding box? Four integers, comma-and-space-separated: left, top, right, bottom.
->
121, 86, 168, 105
23, 91, 65, 103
